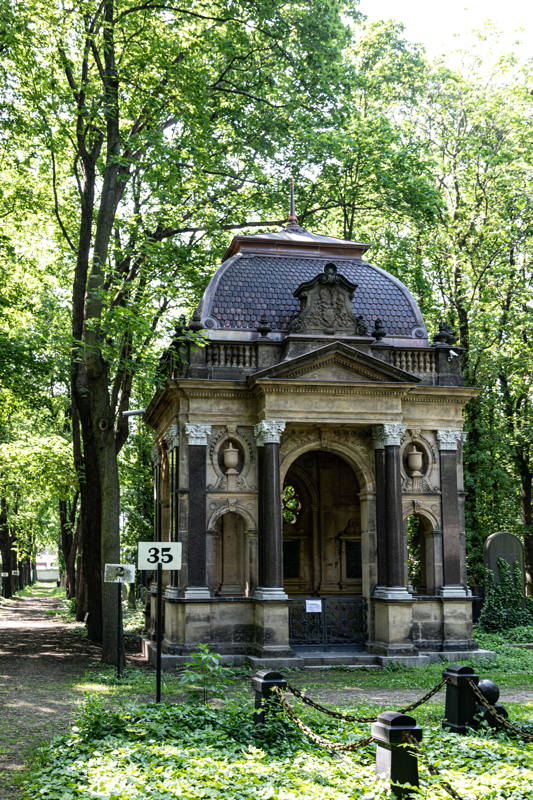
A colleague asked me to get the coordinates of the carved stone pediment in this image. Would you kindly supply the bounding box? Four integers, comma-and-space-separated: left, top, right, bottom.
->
248, 342, 421, 384
289, 262, 367, 336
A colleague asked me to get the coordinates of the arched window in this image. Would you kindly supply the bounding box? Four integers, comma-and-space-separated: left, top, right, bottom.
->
404, 513, 438, 595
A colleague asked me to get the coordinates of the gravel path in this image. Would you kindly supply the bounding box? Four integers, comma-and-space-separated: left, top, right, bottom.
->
0, 586, 101, 800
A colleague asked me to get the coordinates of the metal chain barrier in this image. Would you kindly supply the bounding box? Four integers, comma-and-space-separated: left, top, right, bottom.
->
467, 679, 533, 742
272, 686, 375, 752
284, 675, 449, 723
398, 676, 449, 714
285, 683, 377, 723
405, 734, 466, 800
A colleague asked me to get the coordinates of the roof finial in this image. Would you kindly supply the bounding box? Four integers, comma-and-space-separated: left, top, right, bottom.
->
284, 178, 303, 232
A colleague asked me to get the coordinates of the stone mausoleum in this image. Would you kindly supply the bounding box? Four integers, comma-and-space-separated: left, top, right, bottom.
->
144, 209, 479, 666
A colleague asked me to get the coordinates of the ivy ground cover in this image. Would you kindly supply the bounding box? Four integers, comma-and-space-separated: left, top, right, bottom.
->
23, 691, 533, 800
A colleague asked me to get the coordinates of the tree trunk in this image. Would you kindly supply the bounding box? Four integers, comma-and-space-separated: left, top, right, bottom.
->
87, 369, 120, 662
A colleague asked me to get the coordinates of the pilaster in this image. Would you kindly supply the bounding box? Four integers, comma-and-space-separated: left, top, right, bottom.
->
183, 423, 212, 599
436, 429, 467, 595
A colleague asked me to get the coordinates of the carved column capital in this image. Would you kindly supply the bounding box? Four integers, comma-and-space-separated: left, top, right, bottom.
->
254, 420, 286, 446
185, 423, 212, 446
151, 445, 161, 465
436, 429, 463, 451
164, 423, 180, 450
372, 423, 406, 449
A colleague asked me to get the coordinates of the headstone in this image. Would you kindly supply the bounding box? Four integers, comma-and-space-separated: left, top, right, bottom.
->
484, 531, 524, 584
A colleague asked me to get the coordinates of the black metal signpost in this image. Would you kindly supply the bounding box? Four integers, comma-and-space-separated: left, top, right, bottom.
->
156, 562, 163, 702
137, 541, 182, 702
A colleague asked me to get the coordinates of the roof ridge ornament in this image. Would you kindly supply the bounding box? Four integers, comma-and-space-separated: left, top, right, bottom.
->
283, 178, 305, 233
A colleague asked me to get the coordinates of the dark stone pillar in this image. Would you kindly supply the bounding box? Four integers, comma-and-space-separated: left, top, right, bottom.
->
372, 424, 411, 600
165, 424, 180, 594
152, 445, 161, 539
253, 420, 287, 600
373, 441, 387, 586
385, 442, 406, 587
184, 423, 212, 598
437, 430, 468, 596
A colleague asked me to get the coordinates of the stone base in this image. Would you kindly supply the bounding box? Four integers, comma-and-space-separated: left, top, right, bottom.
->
142, 636, 495, 671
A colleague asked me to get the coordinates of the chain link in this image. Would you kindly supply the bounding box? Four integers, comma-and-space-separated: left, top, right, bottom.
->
398, 676, 449, 714
284, 676, 448, 723
272, 686, 375, 751
467, 679, 533, 742
286, 683, 377, 722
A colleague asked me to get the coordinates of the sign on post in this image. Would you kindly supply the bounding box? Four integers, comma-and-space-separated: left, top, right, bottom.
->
11, 570, 19, 576
104, 564, 136, 583
104, 563, 136, 679
137, 542, 182, 571
1, 572, 8, 578
137, 541, 182, 703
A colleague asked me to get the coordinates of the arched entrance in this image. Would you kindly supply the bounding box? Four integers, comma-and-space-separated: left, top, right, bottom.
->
283, 450, 365, 649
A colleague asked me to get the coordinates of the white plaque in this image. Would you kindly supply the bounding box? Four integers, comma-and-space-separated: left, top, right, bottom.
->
104, 563, 136, 583
1, 572, 8, 577
11, 570, 19, 576
305, 599, 322, 613
137, 541, 182, 571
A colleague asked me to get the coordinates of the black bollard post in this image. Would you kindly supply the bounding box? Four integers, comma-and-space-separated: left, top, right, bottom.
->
371, 712, 423, 799
442, 664, 479, 734
251, 670, 287, 724
476, 679, 509, 729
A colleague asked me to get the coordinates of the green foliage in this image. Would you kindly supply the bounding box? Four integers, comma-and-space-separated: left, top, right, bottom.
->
21, 689, 533, 800
282, 484, 301, 524
479, 561, 532, 632
176, 644, 235, 703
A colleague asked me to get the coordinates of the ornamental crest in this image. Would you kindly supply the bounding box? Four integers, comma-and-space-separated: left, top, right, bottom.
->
289, 263, 366, 336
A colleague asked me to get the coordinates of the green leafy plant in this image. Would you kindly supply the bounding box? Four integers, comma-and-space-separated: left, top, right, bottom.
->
478, 560, 532, 632
176, 644, 234, 704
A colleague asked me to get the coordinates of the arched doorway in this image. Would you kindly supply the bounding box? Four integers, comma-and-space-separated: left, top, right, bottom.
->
283, 450, 365, 648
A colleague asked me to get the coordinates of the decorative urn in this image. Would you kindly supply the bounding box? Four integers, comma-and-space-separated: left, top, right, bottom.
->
223, 441, 239, 474
406, 444, 423, 477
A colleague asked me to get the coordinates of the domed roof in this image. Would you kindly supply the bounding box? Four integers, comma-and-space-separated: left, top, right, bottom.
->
195, 226, 427, 342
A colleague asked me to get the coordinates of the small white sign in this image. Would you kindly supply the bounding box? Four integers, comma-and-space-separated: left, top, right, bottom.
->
104, 563, 136, 583
137, 541, 182, 571
1, 572, 8, 577
11, 570, 19, 576
306, 599, 322, 613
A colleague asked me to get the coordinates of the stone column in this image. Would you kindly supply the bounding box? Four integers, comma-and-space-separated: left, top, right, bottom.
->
372, 430, 387, 586
152, 445, 162, 539
183, 423, 212, 599
165, 424, 180, 597
372, 424, 411, 600
253, 420, 287, 600
436, 429, 469, 597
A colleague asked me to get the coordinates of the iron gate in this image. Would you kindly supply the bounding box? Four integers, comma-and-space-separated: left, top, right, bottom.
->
288, 596, 366, 648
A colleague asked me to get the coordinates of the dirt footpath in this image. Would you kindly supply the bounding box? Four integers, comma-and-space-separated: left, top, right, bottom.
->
0, 586, 101, 800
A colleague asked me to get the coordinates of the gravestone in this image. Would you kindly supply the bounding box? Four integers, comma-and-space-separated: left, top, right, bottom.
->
484, 531, 524, 584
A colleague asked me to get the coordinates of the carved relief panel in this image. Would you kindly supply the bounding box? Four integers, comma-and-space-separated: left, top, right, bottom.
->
207, 425, 256, 492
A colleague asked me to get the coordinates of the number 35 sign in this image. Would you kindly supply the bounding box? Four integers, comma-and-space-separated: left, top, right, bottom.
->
137, 541, 182, 571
